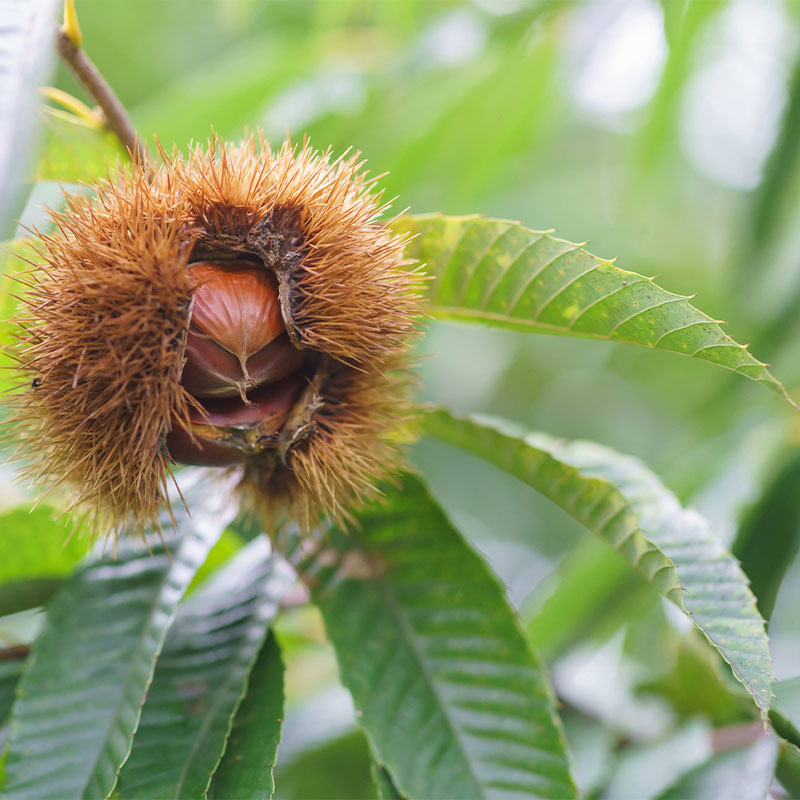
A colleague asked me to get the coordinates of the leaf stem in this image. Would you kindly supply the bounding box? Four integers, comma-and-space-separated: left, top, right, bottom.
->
55, 27, 151, 170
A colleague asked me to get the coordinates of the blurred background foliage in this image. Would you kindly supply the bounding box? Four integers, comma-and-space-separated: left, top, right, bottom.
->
4, 0, 800, 796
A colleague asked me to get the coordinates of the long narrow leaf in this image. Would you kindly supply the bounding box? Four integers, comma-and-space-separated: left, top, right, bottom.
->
393, 214, 792, 404
211, 633, 285, 800
1, 473, 236, 800
422, 407, 772, 716
115, 538, 294, 800
303, 474, 577, 800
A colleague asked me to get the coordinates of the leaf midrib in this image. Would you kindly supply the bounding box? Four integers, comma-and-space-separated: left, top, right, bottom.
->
83, 550, 184, 800
363, 540, 488, 799
173, 570, 280, 799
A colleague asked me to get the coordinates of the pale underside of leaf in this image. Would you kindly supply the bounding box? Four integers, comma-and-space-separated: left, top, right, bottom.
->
392, 213, 793, 405
303, 473, 577, 800
421, 407, 772, 716
655, 734, 778, 800
0, 472, 238, 800
0, 0, 60, 238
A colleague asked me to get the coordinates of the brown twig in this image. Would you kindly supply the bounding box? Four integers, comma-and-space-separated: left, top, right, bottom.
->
54, 28, 151, 170
0, 644, 31, 662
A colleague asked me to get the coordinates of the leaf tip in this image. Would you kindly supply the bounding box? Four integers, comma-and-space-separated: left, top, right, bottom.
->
62, 0, 83, 48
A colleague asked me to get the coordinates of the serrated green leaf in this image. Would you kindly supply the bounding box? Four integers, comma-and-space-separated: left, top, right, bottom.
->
422, 407, 773, 716
0, 0, 60, 238
1, 474, 236, 800
392, 214, 792, 404
117, 538, 294, 800
303, 474, 577, 800
211, 633, 285, 800
655, 735, 778, 800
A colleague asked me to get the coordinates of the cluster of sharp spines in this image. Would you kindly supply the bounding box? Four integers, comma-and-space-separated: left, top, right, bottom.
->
7, 133, 424, 535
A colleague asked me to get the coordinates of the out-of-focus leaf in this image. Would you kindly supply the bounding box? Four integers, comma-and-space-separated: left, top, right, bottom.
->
560, 712, 616, 798
35, 108, 125, 184
187, 527, 245, 593
0, 506, 88, 586
0, 0, 60, 238
0, 579, 62, 618
273, 729, 378, 800
0, 659, 24, 724
639, 0, 723, 169
0, 474, 236, 800
379, 36, 559, 210
750, 54, 800, 252
0, 499, 87, 619
117, 538, 294, 800
602, 720, 711, 799
13, 179, 81, 238
733, 450, 800, 620
1, 239, 41, 383
776, 740, 800, 797
304, 474, 577, 800
393, 214, 792, 404
211, 633, 285, 800
637, 632, 753, 726
656, 734, 778, 800
423, 408, 773, 716
770, 676, 800, 749
523, 537, 644, 658
131, 36, 315, 146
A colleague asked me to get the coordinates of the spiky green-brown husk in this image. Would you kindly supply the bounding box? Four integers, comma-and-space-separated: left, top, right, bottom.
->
7, 135, 423, 534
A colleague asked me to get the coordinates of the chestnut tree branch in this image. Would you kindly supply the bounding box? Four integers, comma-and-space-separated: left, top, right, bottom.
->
54, 27, 150, 170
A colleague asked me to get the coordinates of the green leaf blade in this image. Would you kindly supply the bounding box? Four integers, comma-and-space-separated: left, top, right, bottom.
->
304, 474, 577, 800
733, 451, 800, 621
116, 538, 295, 800
394, 214, 791, 403
211, 632, 285, 800
35, 109, 126, 184
0, 505, 88, 583
0, 659, 25, 725
422, 408, 772, 716
1, 475, 235, 800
